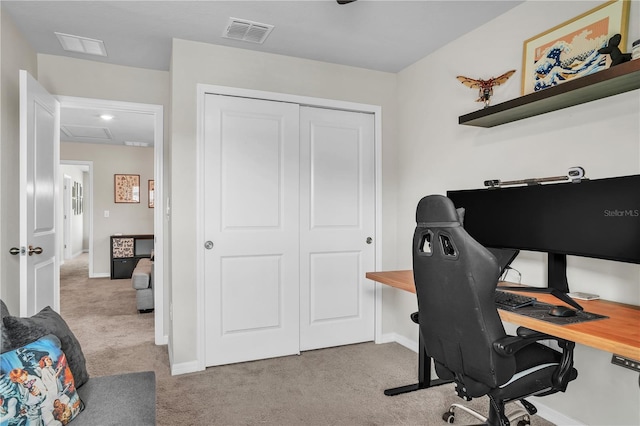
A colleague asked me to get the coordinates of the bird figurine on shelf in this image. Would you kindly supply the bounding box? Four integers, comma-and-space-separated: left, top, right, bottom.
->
457, 69, 516, 108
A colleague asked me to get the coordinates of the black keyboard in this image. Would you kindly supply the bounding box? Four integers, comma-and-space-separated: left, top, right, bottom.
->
495, 290, 536, 310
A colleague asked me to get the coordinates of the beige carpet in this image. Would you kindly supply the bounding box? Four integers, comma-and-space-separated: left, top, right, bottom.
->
60, 254, 555, 425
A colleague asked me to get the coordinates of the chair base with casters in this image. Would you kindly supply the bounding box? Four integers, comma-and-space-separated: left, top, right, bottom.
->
433, 325, 577, 426
442, 398, 533, 426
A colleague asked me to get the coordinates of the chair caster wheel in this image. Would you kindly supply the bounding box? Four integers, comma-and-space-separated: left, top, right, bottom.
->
517, 420, 530, 426
442, 411, 455, 423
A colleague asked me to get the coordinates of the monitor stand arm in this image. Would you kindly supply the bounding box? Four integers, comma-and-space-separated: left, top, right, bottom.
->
551, 289, 583, 311
501, 253, 584, 311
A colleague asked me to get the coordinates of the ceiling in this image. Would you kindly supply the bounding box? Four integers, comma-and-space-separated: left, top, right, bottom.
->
3, 0, 523, 147
60, 106, 156, 147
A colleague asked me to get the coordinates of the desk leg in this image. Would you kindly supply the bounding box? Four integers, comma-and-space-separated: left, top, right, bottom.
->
384, 333, 451, 396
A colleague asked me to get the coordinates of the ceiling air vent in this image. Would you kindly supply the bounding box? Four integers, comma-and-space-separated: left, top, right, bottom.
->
223, 18, 274, 44
55, 32, 107, 56
124, 141, 150, 147
61, 125, 112, 140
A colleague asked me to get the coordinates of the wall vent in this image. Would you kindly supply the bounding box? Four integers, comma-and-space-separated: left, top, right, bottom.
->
124, 141, 151, 147
223, 18, 274, 44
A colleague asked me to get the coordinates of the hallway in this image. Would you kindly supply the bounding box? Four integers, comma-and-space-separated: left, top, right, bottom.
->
59, 254, 165, 378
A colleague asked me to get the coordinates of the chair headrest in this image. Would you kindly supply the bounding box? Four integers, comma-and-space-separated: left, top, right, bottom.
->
416, 195, 463, 225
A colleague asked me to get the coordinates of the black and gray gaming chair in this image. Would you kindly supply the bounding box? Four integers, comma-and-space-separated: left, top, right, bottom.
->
412, 195, 577, 426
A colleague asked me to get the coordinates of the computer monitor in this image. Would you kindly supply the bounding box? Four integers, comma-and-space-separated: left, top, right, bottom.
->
447, 174, 640, 309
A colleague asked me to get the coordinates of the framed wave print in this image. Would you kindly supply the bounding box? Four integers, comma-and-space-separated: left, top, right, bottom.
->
521, 0, 630, 95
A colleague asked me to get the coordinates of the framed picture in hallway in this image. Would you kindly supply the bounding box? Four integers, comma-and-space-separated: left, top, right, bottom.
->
114, 174, 140, 203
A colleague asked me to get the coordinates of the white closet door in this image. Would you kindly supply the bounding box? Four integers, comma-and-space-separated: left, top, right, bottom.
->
299, 106, 376, 351
204, 95, 301, 366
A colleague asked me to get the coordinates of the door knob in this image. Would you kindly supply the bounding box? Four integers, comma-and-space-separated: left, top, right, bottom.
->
204, 241, 214, 250
28, 245, 43, 256
366, 237, 373, 244
9, 247, 23, 256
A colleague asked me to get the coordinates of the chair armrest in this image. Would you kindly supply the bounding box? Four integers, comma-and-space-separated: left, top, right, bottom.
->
493, 336, 534, 356
552, 339, 576, 391
494, 326, 575, 356
493, 332, 551, 356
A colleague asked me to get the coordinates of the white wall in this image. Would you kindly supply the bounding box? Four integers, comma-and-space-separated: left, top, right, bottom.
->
169, 38, 398, 367
0, 7, 37, 312
394, 1, 640, 424
60, 142, 154, 275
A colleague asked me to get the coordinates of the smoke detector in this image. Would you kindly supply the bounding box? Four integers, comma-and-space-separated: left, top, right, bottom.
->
222, 18, 274, 44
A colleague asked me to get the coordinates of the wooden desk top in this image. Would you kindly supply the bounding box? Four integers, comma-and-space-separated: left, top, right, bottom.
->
366, 270, 640, 361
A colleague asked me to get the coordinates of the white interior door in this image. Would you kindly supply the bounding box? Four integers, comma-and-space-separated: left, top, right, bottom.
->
299, 107, 376, 351
204, 95, 301, 366
19, 70, 60, 316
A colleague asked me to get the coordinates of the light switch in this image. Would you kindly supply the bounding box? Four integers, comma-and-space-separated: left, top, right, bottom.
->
104, 210, 109, 218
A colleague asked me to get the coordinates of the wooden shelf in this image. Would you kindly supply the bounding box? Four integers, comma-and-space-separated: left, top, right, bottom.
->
459, 59, 640, 128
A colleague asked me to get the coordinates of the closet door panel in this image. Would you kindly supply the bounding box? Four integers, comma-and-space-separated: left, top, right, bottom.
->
204, 95, 300, 366
299, 106, 376, 351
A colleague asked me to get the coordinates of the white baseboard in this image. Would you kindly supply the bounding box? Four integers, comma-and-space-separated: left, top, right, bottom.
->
533, 402, 584, 426
171, 360, 201, 376
379, 333, 584, 426
168, 338, 202, 376
380, 332, 418, 353
90, 272, 110, 278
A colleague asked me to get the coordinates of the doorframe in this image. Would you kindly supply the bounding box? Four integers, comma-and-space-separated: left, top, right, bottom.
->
60, 162, 92, 266
57, 96, 166, 345
194, 84, 383, 371
62, 174, 72, 261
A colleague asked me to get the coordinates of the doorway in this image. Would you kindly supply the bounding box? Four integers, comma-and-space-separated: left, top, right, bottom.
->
62, 174, 72, 261
60, 163, 91, 265
57, 96, 166, 344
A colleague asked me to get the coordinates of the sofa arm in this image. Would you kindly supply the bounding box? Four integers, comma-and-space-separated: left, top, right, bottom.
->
132, 259, 153, 290
132, 270, 150, 290
76, 371, 156, 425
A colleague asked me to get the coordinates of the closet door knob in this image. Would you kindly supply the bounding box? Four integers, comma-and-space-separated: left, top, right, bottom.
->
204, 241, 214, 250
366, 237, 373, 244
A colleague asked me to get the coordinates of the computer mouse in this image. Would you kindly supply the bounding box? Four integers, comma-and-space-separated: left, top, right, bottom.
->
548, 306, 577, 317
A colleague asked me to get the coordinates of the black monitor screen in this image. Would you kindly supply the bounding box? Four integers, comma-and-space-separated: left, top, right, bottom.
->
447, 175, 640, 265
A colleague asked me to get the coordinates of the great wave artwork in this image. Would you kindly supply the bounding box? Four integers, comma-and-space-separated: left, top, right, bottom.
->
532, 39, 608, 92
